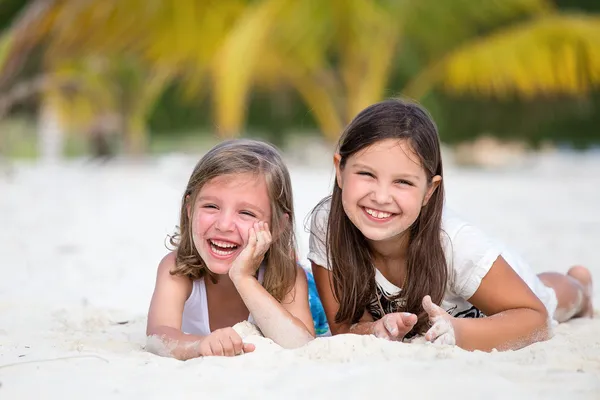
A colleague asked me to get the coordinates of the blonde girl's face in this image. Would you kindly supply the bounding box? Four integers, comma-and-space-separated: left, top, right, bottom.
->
335, 138, 440, 245
188, 173, 272, 275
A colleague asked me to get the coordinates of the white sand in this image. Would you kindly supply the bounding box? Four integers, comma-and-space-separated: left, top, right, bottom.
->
1, 151, 599, 399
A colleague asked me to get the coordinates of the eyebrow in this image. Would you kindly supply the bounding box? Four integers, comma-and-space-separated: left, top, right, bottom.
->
196, 196, 267, 215
350, 162, 422, 181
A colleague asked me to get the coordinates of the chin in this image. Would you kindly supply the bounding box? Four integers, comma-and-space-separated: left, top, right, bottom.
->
197, 251, 232, 275
355, 224, 404, 242
204, 262, 232, 275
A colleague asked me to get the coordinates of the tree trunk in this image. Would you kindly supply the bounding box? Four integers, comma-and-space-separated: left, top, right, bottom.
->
123, 115, 148, 156
37, 97, 64, 162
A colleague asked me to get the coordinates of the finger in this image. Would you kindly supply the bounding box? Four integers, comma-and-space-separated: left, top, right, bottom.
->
383, 313, 416, 339
422, 295, 444, 318
198, 341, 210, 357
246, 227, 257, 248
263, 222, 272, 243
231, 333, 244, 355
425, 319, 451, 342
209, 339, 223, 357
433, 331, 456, 346
373, 322, 391, 340
383, 315, 400, 337
255, 223, 270, 254
255, 222, 265, 244
400, 312, 418, 328
242, 343, 256, 353
221, 337, 236, 357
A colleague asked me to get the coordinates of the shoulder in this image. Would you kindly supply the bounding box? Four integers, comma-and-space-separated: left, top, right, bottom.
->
440, 210, 502, 298
158, 251, 177, 273
155, 252, 193, 290
440, 209, 499, 257
310, 197, 331, 229
308, 197, 332, 268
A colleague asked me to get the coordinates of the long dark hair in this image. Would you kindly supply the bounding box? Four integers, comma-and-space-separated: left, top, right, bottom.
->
326, 99, 447, 334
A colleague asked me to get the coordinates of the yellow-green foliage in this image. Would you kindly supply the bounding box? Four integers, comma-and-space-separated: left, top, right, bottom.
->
1, 0, 599, 149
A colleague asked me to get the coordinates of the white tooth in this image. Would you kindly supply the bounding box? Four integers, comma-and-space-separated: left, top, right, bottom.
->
211, 240, 236, 248
365, 208, 391, 219
213, 247, 234, 256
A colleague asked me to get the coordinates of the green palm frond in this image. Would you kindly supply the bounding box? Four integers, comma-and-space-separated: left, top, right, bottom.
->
211, 0, 286, 137
405, 13, 600, 99
404, 0, 551, 60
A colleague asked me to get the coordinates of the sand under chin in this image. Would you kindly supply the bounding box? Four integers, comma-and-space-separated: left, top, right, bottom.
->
1, 153, 600, 399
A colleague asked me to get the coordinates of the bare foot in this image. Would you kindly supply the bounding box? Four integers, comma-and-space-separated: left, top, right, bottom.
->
567, 265, 594, 318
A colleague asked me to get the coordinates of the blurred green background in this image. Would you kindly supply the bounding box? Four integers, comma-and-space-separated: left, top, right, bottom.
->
1, 0, 599, 159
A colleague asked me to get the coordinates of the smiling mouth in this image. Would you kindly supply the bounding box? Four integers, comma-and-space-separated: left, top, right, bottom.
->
362, 207, 396, 221
208, 239, 240, 256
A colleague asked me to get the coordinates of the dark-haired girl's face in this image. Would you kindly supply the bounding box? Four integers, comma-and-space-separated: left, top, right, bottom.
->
335, 138, 440, 247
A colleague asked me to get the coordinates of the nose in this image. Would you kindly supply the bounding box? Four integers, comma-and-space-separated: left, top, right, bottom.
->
215, 211, 235, 232
371, 182, 392, 205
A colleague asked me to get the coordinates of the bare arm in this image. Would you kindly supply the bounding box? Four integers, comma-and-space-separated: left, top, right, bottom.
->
232, 265, 315, 348
146, 252, 207, 360
425, 256, 550, 351
312, 262, 372, 334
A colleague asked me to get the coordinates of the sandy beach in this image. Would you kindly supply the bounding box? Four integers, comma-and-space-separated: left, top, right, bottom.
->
1, 150, 599, 399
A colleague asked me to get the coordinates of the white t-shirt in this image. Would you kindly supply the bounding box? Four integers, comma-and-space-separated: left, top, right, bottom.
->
307, 199, 557, 322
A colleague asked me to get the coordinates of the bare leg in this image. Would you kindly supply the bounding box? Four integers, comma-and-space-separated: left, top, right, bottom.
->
537, 266, 594, 323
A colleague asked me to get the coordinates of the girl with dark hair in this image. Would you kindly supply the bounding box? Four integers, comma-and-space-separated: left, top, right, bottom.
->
309, 99, 593, 351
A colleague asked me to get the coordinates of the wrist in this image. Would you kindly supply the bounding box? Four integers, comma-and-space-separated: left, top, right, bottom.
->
229, 271, 257, 287
348, 321, 375, 335
448, 316, 463, 346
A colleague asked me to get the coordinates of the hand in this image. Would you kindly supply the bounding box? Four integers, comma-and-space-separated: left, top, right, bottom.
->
371, 312, 418, 341
196, 327, 256, 357
229, 222, 272, 281
422, 295, 457, 345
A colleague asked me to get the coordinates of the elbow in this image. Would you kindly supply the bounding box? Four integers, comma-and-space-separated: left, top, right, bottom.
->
144, 326, 186, 360
279, 330, 315, 350
145, 333, 173, 358
527, 307, 553, 345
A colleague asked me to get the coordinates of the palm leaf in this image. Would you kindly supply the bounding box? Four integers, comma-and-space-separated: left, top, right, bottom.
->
211, 0, 286, 137
404, 13, 600, 99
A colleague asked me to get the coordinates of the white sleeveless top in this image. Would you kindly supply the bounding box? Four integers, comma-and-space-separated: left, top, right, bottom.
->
181, 266, 266, 336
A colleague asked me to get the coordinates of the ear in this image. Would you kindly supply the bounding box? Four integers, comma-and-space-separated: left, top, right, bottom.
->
333, 153, 343, 189
422, 175, 442, 207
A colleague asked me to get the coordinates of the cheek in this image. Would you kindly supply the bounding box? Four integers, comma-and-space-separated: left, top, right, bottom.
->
341, 178, 366, 203
236, 220, 255, 243
394, 189, 425, 212
191, 213, 213, 236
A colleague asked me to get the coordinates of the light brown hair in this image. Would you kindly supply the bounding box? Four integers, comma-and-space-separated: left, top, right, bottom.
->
323, 99, 447, 334
169, 139, 297, 301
